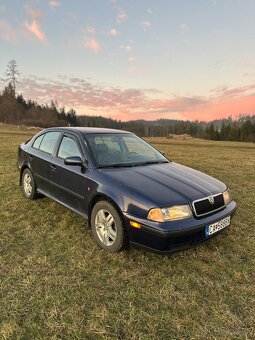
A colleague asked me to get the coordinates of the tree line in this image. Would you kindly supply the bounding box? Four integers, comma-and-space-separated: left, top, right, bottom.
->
0, 60, 254, 142
0, 82, 77, 127
78, 115, 255, 142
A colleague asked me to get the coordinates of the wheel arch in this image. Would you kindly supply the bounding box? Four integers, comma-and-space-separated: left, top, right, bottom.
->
88, 193, 125, 228
19, 164, 30, 185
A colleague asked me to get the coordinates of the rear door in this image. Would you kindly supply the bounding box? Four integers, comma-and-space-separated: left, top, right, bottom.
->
49, 133, 88, 216
29, 131, 62, 194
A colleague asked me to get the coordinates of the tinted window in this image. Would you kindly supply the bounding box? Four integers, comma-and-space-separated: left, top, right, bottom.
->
32, 134, 45, 149
58, 136, 82, 159
39, 132, 61, 154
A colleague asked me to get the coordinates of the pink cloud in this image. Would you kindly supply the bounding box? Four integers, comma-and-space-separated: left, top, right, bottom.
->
0, 6, 48, 45
116, 9, 127, 23
24, 5, 47, 43
212, 84, 255, 97
109, 28, 118, 36
0, 19, 19, 43
49, 0, 61, 10
16, 76, 255, 122
24, 20, 47, 43
84, 38, 101, 54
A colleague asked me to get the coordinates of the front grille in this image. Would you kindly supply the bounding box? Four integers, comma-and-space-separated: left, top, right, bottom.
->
193, 193, 225, 217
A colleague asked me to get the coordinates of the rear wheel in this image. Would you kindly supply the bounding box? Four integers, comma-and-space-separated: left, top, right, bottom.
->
91, 201, 128, 252
21, 168, 38, 199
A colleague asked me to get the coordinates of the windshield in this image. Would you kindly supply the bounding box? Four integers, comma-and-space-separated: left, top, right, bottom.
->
84, 133, 169, 167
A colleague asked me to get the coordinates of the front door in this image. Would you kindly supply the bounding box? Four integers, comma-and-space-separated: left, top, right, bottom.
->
49, 133, 88, 217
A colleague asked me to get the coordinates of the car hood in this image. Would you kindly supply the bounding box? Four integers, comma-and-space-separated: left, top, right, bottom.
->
98, 162, 226, 207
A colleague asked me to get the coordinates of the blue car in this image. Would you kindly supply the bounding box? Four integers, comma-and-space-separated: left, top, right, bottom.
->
17, 127, 237, 253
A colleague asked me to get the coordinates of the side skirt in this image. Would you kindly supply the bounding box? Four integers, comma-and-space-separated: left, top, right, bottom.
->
37, 189, 88, 220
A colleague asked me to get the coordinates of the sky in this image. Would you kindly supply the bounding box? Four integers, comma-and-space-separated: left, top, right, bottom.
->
0, 0, 255, 121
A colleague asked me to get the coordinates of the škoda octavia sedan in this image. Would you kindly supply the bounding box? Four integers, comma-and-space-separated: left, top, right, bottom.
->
17, 127, 237, 253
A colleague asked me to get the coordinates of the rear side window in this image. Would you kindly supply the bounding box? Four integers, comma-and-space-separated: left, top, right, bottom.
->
39, 132, 61, 155
32, 134, 45, 149
58, 136, 82, 159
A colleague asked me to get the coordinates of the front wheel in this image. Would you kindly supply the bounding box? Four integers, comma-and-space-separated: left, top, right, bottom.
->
21, 168, 38, 199
91, 201, 128, 252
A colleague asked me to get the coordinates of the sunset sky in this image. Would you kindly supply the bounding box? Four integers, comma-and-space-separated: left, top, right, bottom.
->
1, 0, 255, 121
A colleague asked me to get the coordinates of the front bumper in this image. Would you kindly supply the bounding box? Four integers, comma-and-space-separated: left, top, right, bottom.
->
123, 201, 237, 254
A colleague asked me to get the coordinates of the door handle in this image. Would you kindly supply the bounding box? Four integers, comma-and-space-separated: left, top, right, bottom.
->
50, 164, 56, 171
28, 154, 33, 161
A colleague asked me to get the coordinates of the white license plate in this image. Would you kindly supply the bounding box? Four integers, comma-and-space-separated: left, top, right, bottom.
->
205, 216, 230, 236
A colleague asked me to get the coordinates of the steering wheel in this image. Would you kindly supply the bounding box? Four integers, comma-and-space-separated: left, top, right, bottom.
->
123, 151, 137, 160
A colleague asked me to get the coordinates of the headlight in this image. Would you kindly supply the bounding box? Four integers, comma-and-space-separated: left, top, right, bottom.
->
147, 205, 192, 222
223, 189, 231, 205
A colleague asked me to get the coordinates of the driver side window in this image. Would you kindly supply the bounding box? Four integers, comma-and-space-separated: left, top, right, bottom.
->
58, 136, 82, 159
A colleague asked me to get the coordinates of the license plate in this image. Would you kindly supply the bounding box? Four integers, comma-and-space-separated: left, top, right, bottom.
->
205, 216, 230, 237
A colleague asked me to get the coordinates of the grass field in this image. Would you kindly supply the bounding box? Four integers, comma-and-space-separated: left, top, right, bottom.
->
0, 124, 254, 339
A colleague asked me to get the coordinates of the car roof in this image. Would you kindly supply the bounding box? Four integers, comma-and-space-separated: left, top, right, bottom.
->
44, 127, 131, 134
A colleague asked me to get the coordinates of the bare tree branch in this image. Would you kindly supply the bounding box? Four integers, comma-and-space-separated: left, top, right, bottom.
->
5, 59, 20, 95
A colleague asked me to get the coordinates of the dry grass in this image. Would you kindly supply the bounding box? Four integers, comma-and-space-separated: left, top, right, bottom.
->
0, 125, 254, 339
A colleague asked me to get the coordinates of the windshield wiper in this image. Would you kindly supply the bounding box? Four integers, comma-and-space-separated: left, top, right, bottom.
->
99, 160, 169, 168
136, 160, 169, 166
98, 163, 135, 168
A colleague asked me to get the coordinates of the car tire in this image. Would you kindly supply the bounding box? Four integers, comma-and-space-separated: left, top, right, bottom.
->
21, 168, 38, 199
91, 200, 128, 252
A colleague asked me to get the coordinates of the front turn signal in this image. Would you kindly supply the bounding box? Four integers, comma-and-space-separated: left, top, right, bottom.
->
130, 221, 141, 229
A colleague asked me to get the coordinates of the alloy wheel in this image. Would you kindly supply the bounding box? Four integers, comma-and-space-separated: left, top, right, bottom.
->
95, 209, 117, 246
23, 173, 32, 197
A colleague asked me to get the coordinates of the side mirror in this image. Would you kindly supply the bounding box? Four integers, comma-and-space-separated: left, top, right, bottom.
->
159, 150, 165, 156
64, 156, 88, 169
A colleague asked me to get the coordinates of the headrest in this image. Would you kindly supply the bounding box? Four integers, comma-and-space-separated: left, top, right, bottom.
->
96, 143, 108, 153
